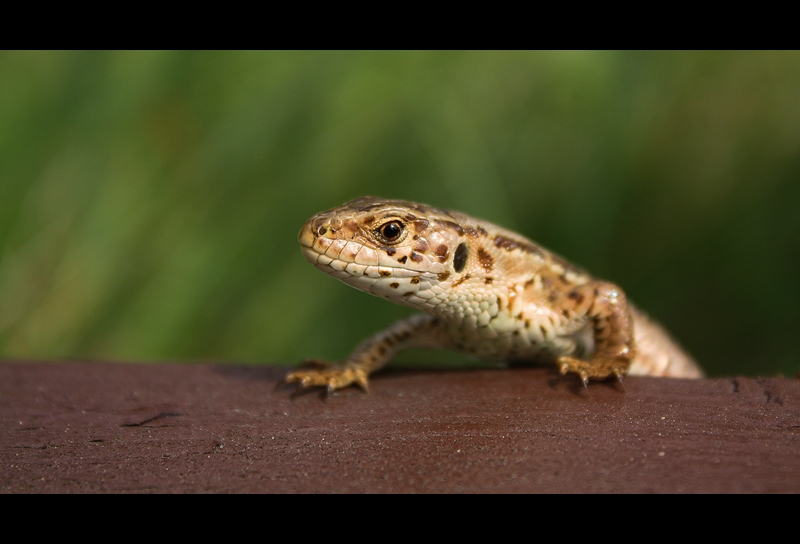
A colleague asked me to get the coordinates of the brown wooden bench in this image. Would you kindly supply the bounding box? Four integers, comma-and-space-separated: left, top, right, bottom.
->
2, 361, 798, 492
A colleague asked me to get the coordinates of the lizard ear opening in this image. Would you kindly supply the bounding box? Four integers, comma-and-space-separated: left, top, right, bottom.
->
453, 242, 468, 273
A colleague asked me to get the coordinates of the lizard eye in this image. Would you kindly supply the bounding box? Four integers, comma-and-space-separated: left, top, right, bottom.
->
377, 220, 404, 243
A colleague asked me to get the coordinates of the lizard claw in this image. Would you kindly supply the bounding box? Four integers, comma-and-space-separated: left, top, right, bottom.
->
615, 370, 627, 392
283, 363, 370, 396
558, 356, 628, 391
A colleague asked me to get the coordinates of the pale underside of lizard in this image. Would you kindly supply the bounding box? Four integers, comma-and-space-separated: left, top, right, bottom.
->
285, 197, 703, 394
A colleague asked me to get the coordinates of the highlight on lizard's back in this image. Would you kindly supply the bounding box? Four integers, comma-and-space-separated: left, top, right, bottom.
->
283, 197, 703, 395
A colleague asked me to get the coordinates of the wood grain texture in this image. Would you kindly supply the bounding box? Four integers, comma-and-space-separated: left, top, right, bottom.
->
2, 361, 798, 493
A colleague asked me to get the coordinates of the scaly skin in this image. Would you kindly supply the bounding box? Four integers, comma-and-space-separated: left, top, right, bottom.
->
285, 197, 703, 394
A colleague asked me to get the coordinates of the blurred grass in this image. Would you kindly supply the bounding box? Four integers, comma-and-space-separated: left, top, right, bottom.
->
1, 51, 799, 377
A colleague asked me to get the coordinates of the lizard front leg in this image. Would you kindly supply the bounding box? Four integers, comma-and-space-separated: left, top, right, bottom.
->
284, 314, 450, 395
556, 281, 635, 387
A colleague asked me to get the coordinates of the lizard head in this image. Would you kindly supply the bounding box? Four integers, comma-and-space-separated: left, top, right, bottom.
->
298, 197, 466, 307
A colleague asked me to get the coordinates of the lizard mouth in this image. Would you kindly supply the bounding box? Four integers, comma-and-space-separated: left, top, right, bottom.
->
300, 242, 438, 306
300, 244, 422, 279
298, 218, 443, 304
299, 217, 434, 276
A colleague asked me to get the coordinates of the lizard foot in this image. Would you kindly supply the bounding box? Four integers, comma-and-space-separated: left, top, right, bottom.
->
558, 356, 628, 391
283, 362, 370, 397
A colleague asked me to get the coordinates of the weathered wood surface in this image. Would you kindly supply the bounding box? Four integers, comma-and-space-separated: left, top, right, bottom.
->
1, 361, 798, 493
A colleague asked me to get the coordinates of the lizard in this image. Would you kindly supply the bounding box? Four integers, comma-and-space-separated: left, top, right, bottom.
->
284, 196, 703, 394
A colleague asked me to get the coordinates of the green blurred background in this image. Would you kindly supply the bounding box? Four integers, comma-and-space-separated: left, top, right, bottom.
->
1, 51, 798, 377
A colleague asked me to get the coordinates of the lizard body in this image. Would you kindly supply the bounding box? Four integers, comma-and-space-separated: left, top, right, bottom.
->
285, 197, 703, 393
